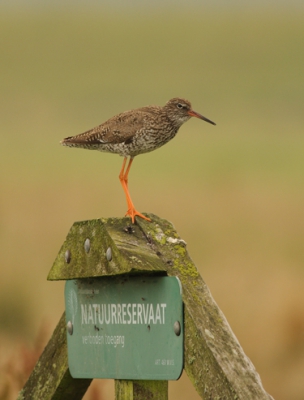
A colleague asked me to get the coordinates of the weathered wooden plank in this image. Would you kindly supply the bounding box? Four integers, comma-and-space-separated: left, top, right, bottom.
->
29, 214, 273, 399
17, 312, 92, 400
48, 218, 166, 281
115, 380, 168, 400
136, 214, 274, 400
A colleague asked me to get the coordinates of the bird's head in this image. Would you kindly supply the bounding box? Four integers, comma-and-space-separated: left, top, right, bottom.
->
164, 98, 216, 127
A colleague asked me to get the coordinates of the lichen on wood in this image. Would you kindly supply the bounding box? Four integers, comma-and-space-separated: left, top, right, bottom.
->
115, 380, 168, 400
17, 312, 91, 400
25, 214, 273, 399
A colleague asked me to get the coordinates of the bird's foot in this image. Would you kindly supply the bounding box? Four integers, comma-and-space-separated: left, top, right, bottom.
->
125, 208, 151, 224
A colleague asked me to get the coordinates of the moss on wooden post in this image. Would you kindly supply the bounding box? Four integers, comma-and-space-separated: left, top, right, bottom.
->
20, 214, 273, 400
17, 312, 92, 400
115, 380, 168, 400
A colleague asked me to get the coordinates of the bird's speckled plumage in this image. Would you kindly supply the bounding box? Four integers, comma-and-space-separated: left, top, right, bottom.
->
61, 97, 215, 223
61, 98, 215, 157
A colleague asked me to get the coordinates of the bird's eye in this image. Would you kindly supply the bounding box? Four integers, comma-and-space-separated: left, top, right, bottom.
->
177, 103, 183, 109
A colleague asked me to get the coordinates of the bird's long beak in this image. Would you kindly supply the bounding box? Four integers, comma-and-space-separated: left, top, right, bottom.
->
188, 110, 216, 126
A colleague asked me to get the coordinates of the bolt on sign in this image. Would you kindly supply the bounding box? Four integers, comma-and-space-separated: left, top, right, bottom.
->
65, 276, 183, 380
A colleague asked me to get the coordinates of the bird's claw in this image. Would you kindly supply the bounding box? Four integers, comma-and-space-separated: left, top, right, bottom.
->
125, 208, 151, 224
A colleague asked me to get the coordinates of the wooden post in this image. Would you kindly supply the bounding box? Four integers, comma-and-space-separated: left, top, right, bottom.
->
19, 214, 273, 399
17, 312, 92, 400
115, 380, 168, 400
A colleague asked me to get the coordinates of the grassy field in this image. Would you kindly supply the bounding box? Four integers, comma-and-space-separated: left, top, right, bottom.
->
0, 4, 304, 399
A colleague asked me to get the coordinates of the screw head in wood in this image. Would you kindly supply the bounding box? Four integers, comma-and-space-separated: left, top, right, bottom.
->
84, 238, 90, 253
106, 247, 112, 261
65, 249, 71, 264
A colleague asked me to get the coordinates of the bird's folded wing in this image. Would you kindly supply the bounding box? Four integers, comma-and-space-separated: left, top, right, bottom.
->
62, 109, 155, 146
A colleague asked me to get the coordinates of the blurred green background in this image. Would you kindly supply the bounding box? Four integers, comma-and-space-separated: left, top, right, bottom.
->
0, 1, 304, 399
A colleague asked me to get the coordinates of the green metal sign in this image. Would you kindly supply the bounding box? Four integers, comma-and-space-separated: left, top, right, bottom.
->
65, 276, 183, 380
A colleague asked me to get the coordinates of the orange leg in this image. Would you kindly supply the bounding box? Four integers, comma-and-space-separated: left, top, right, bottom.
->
119, 157, 151, 223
